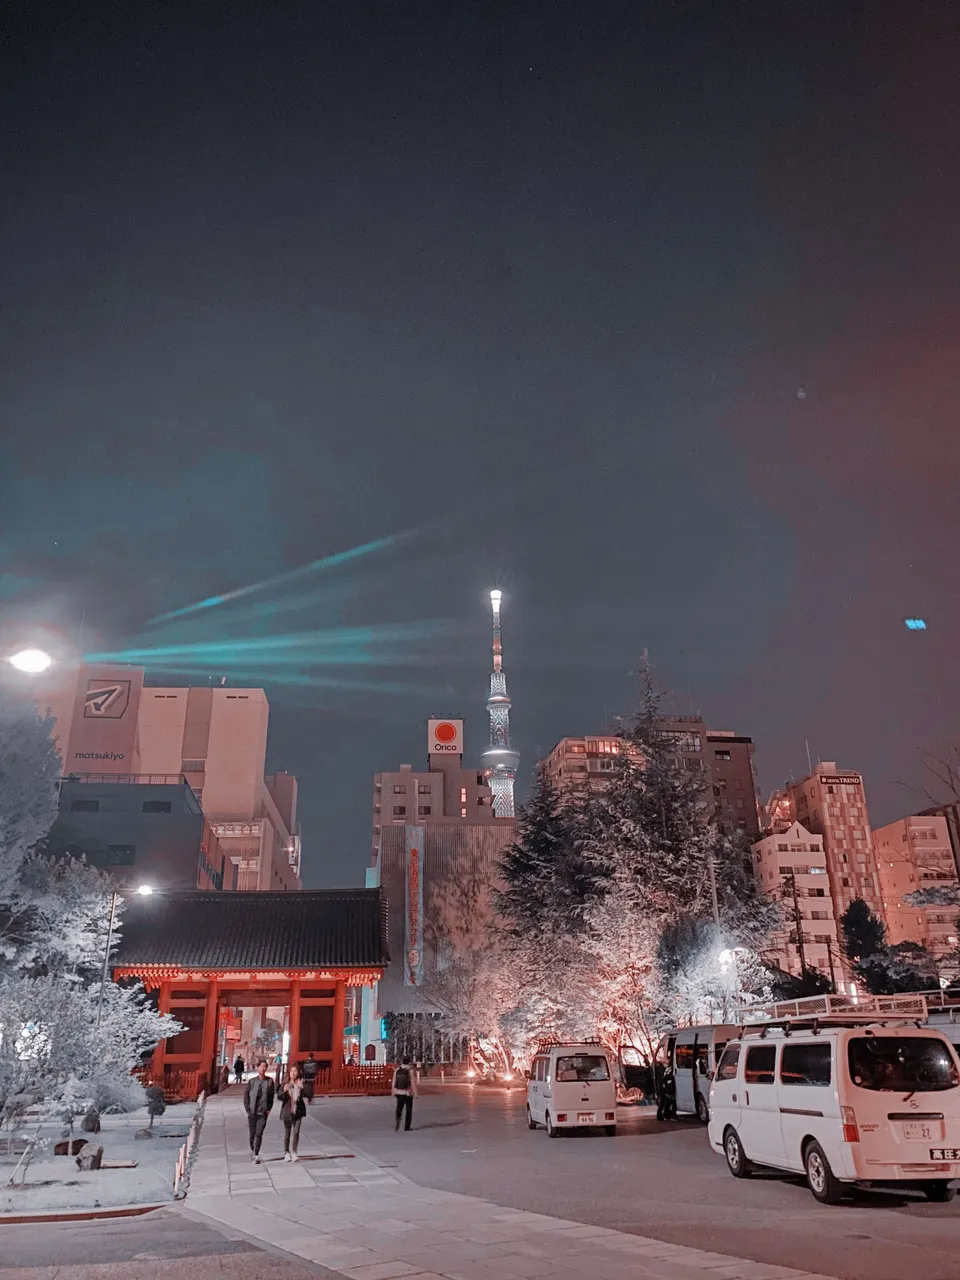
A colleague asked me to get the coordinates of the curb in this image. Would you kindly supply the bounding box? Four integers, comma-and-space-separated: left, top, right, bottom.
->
0, 1201, 169, 1227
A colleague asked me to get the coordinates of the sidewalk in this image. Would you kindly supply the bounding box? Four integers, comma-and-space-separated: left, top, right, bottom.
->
184, 1095, 832, 1280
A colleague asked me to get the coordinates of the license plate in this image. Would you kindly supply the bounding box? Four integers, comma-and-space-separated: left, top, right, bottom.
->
930, 1148, 960, 1160
577, 1112, 595, 1124
903, 1122, 935, 1141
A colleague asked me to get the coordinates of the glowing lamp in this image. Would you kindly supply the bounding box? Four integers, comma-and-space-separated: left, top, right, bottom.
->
490, 589, 502, 609
8, 648, 53, 674
135, 884, 154, 896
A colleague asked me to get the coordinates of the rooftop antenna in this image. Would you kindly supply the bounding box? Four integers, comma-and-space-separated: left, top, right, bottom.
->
805, 740, 813, 773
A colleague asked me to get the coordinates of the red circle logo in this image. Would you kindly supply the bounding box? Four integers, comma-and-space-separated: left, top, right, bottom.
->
434, 722, 457, 743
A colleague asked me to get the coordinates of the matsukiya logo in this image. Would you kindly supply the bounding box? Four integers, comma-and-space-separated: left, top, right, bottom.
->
83, 680, 131, 719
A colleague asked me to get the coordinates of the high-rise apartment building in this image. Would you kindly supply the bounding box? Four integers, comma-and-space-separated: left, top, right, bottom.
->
50, 665, 301, 891
873, 814, 960, 964
751, 821, 839, 983
771, 763, 882, 920
543, 715, 760, 839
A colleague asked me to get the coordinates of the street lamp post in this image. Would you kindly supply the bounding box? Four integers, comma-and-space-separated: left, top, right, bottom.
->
96, 884, 154, 1026
6, 648, 54, 675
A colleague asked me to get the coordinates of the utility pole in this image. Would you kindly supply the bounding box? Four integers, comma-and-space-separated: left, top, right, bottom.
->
825, 937, 838, 991
786, 873, 808, 976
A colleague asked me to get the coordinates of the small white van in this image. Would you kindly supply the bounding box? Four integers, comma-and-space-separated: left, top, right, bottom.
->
527, 1042, 618, 1137
708, 1000, 960, 1203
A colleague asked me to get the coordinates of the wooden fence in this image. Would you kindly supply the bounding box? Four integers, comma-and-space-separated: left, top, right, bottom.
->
173, 1091, 206, 1199
314, 1064, 394, 1094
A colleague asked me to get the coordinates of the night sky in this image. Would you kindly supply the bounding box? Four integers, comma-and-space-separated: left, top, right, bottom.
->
2, 3, 959, 887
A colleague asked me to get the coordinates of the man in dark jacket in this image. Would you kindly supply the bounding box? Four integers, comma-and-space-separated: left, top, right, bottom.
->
243, 1060, 275, 1162
301, 1052, 318, 1103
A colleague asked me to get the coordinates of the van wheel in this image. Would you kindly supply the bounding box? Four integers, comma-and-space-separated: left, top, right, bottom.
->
546, 1112, 559, 1139
805, 1140, 843, 1204
604, 1125, 617, 1137
526, 1105, 537, 1130
723, 1127, 752, 1179
923, 1181, 956, 1202
695, 1093, 709, 1125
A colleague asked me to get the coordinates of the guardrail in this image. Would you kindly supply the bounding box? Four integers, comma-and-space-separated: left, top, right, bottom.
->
173, 1091, 206, 1199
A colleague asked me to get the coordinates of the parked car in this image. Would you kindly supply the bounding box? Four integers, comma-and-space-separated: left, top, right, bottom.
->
527, 1042, 618, 1137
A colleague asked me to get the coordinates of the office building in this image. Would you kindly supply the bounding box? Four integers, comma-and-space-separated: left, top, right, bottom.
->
543, 715, 760, 838
49, 774, 226, 890
50, 665, 301, 891
751, 821, 839, 983
873, 814, 960, 964
771, 763, 883, 921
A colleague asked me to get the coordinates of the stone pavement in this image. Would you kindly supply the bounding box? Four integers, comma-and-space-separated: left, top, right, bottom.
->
183, 1094, 833, 1280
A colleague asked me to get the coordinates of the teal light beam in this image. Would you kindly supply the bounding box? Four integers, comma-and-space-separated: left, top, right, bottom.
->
147, 532, 403, 625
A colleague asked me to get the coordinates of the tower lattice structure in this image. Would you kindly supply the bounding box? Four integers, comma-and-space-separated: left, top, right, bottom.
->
481, 590, 519, 817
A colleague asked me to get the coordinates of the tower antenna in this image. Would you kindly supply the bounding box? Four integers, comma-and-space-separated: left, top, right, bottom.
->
481, 590, 520, 817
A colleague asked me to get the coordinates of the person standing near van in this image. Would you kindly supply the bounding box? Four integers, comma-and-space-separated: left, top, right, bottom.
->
301, 1052, 318, 1103
655, 1061, 677, 1121
392, 1056, 418, 1131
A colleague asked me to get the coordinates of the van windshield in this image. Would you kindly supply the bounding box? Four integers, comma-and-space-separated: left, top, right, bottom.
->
848, 1037, 959, 1093
556, 1055, 610, 1082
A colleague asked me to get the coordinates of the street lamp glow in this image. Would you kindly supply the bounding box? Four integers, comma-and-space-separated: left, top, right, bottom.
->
135, 884, 155, 896
490, 589, 502, 611
8, 648, 53, 674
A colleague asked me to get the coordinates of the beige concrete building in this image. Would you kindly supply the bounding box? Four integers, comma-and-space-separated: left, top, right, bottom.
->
773, 763, 883, 921
50, 666, 301, 891
371, 718, 498, 865
543, 716, 760, 838
751, 821, 839, 982
873, 814, 960, 965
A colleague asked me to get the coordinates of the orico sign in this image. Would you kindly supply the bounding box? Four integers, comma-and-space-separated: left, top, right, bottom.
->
428, 718, 463, 755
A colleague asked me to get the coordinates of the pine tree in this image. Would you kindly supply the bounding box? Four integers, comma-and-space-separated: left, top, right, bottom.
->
840, 898, 937, 994
496, 765, 594, 944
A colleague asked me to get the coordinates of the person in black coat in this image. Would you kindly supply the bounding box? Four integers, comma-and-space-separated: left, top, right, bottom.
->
243, 1061, 275, 1162
233, 1054, 245, 1084
278, 1063, 307, 1161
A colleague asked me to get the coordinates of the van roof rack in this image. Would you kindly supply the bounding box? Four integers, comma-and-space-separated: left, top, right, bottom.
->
730, 993, 928, 1026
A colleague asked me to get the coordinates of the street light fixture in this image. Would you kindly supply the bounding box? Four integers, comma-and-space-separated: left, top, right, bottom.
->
7, 648, 53, 675
96, 884, 157, 1024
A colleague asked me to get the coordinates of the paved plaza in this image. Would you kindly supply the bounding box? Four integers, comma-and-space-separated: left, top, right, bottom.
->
183, 1092, 831, 1280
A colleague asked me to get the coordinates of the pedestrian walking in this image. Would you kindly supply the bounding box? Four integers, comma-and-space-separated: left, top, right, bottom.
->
278, 1063, 307, 1161
301, 1051, 318, 1104
243, 1060, 275, 1162
219, 1062, 230, 1092
392, 1056, 417, 1132
234, 1054, 245, 1084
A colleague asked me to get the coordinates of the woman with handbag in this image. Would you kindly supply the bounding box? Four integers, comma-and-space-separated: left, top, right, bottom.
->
278, 1063, 307, 1161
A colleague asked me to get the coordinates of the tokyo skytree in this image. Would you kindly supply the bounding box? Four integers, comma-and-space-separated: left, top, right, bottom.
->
481, 589, 519, 817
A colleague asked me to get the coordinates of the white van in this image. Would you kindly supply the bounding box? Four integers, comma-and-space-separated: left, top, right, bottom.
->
663, 1024, 739, 1122
527, 1042, 618, 1137
709, 1001, 960, 1203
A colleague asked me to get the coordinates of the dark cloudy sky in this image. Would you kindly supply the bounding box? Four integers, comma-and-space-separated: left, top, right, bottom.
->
2, 2, 959, 887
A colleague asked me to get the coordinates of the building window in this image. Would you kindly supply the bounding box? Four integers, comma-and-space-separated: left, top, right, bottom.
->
715, 749, 731, 761
70, 799, 100, 813
392, 805, 406, 817
461, 807, 467, 817
778, 844, 788, 852
142, 800, 172, 814
418, 784, 430, 794
809, 866, 827, 875
418, 806, 431, 816
599, 758, 614, 771
182, 759, 205, 773
393, 785, 406, 794
733, 778, 743, 789
460, 788, 467, 803
95, 845, 136, 867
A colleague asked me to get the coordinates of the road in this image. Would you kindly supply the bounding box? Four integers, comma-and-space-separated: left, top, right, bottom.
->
305, 1081, 960, 1280
4, 1083, 960, 1280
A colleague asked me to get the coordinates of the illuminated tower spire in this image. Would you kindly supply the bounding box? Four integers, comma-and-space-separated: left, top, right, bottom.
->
481, 589, 519, 817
